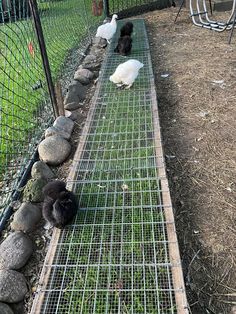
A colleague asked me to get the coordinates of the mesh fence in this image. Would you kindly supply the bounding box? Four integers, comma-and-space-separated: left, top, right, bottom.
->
0, 0, 102, 218
31, 19, 187, 314
107, 0, 172, 17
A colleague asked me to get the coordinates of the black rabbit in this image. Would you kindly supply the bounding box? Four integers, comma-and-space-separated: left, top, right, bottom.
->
120, 22, 133, 37
114, 35, 132, 56
42, 180, 67, 200
42, 181, 77, 229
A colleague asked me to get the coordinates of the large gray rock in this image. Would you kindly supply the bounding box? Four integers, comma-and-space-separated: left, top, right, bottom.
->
83, 54, 97, 64
45, 126, 61, 139
38, 135, 71, 166
23, 178, 47, 202
74, 73, 89, 85
64, 81, 88, 109
0, 231, 33, 270
53, 116, 74, 139
9, 301, 24, 314
11, 203, 42, 232
0, 303, 14, 314
45, 116, 74, 139
64, 102, 83, 111
65, 110, 79, 121
92, 36, 107, 48
0, 270, 28, 303
82, 54, 101, 71
90, 46, 105, 58
74, 68, 94, 85
31, 161, 55, 180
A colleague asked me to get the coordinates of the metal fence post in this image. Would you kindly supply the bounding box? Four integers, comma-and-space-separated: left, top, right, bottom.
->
29, 0, 59, 117
103, 0, 110, 16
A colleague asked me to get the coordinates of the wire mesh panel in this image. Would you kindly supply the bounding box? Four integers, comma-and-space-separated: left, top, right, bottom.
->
0, 0, 52, 209
107, 0, 173, 18
38, 0, 102, 81
31, 19, 188, 314
0, 0, 103, 218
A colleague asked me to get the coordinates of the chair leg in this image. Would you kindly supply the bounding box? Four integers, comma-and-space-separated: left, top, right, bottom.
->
228, 9, 236, 44
209, 0, 213, 15
174, 0, 185, 23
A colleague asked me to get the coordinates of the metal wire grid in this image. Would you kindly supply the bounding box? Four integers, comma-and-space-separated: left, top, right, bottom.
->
32, 19, 182, 314
112, 19, 149, 51
98, 56, 154, 97
40, 203, 177, 313
38, 0, 102, 81
0, 0, 103, 214
0, 5, 53, 208
108, 0, 164, 17
100, 20, 154, 94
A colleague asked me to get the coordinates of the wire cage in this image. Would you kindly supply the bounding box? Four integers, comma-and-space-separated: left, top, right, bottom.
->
31, 19, 188, 314
0, 0, 102, 223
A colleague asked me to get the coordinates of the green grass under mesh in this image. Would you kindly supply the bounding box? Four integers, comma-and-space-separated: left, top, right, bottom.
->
38, 19, 177, 314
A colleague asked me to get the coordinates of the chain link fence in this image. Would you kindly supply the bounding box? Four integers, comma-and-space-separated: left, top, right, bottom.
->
0, 0, 102, 223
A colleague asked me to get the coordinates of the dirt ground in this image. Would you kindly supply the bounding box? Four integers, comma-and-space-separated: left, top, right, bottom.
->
140, 8, 236, 314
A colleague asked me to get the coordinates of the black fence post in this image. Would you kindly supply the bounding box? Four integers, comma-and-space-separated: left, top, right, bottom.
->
103, 0, 110, 17
29, 0, 59, 117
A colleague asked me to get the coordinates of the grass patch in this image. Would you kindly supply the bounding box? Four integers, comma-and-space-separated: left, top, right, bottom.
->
0, 0, 102, 178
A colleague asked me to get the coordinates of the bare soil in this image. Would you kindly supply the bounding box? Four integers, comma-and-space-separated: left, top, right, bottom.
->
141, 8, 236, 314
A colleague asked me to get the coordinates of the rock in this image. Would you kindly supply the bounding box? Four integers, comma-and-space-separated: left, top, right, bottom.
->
0, 270, 28, 303
83, 62, 101, 71
11, 203, 42, 232
23, 178, 47, 202
64, 81, 88, 109
0, 303, 14, 314
45, 126, 60, 138
83, 54, 97, 64
90, 46, 105, 57
64, 109, 72, 118
64, 102, 83, 111
31, 161, 55, 180
53, 116, 74, 138
65, 110, 79, 121
74, 75, 89, 85
93, 70, 100, 78
92, 36, 107, 48
82, 54, 101, 71
79, 68, 94, 80
74, 68, 94, 85
38, 135, 71, 166
9, 301, 24, 314
45, 116, 74, 140
0, 231, 33, 270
